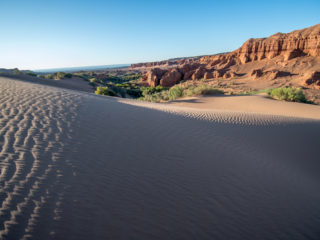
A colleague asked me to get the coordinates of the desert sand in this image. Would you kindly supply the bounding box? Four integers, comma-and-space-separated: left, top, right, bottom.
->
165, 94, 320, 120
0, 76, 320, 240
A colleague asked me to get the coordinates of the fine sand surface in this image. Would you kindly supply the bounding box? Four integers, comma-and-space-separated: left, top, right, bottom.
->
0, 73, 93, 93
166, 94, 320, 120
1, 77, 320, 240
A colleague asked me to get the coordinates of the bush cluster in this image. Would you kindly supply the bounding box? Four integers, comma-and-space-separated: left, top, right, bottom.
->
94, 82, 143, 98
269, 87, 307, 103
13, 68, 22, 75
44, 72, 72, 80
100, 73, 142, 84
139, 84, 223, 102
95, 86, 117, 96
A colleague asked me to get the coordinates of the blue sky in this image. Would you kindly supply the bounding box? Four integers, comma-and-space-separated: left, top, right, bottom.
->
0, 0, 319, 70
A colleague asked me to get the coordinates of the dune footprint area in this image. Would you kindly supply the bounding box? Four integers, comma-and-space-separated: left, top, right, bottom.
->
0, 76, 320, 240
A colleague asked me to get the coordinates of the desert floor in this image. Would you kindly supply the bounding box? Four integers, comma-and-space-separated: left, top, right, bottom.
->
0, 76, 320, 240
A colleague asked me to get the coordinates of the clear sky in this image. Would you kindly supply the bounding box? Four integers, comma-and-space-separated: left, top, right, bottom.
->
0, 0, 319, 70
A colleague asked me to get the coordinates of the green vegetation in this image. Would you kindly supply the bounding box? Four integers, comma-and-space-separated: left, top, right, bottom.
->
237, 89, 272, 96
238, 87, 311, 103
141, 91, 170, 102
103, 73, 141, 83
95, 86, 116, 96
44, 74, 54, 79
26, 72, 37, 77
44, 72, 73, 80
183, 84, 224, 97
13, 68, 22, 75
168, 86, 184, 100
139, 84, 223, 102
141, 85, 168, 95
269, 87, 307, 103
94, 80, 223, 102
94, 82, 142, 98
75, 71, 143, 97
74, 72, 142, 85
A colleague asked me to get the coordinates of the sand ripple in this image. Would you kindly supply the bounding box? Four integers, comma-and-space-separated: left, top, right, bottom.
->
119, 98, 317, 125
0, 79, 80, 239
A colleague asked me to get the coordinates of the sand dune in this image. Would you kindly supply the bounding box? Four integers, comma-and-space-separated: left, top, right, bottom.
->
166, 94, 320, 120
0, 77, 320, 240
0, 73, 93, 93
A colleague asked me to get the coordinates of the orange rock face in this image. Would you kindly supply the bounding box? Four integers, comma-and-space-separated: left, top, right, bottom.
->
233, 25, 320, 63
304, 71, 320, 89
160, 69, 182, 87
133, 24, 320, 87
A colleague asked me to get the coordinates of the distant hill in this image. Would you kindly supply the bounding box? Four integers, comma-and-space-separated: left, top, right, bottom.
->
34, 64, 130, 73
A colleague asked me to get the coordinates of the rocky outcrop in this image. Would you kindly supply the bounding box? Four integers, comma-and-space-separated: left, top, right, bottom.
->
250, 69, 264, 79
203, 71, 213, 80
213, 70, 224, 78
142, 68, 167, 86
134, 24, 320, 87
192, 67, 207, 80
304, 71, 320, 88
250, 69, 291, 80
223, 71, 237, 79
180, 64, 200, 80
160, 69, 182, 87
250, 69, 292, 80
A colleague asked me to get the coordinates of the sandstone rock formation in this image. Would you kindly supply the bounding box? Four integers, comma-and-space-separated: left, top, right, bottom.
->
304, 71, 320, 88
144, 68, 167, 87
250, 69, 264, 79
134, 24, 320, 87
160, 69, 182, 87
250, 69, 292, 80
203, 71, 213, 80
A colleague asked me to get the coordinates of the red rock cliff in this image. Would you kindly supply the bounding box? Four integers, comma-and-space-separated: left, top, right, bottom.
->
132, 24, 320, 87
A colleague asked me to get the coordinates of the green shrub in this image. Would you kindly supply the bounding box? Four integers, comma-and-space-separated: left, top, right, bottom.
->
65, 73, 73, 78
168, 86, 184, 100
43, 72, 70, 80
141, 86, 167, 96
269, 87, 306, 103
74, 73, 90, 81
26, 71, 37, 77
44, 74, 53, 79
185, 85, 223, 96
140, 91, 169, 102
55, 72, 66, 80
89, 78, 97, 83
95, 86, 116, 96
126, 88, 142, 98
139, 84, 223, 102
13, 68, 22, 75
